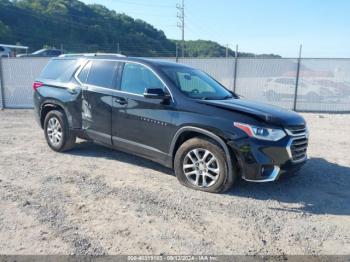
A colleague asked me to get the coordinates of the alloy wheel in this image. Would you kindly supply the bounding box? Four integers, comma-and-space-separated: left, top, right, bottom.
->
47, 117, 62, 146
183, 148, 220, 188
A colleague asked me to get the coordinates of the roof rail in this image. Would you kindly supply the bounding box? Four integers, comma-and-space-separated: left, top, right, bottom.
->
58, 53, 126, 58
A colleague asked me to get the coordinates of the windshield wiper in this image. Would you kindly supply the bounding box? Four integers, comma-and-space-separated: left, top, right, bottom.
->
199, 95, 232, 100
222, 95, 233, 100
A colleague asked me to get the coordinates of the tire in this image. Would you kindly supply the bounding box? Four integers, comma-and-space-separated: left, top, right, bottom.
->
174, 137, 235, 193
43, 110, 76, 152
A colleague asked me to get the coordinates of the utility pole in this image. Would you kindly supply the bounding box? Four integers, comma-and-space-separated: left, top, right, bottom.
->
117, 43, 120, 54
226, 44, 229, 58
177, 0, 185, 57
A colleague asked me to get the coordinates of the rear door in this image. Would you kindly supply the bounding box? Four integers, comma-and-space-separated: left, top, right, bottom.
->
77, 59, 120, 145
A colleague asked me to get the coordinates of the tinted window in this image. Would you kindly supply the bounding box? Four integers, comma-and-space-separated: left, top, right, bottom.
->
77, 62, 91, 83
0, 47, 4, 52
86, 60, 118, 88
46, 50, 61, 56
161, 66, 232, 100
39, 59, 79, 82
121, 63, 165, 95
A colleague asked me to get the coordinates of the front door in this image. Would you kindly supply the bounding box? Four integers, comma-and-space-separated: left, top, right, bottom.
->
112, 62, 175, 162
79, 60, 119, 145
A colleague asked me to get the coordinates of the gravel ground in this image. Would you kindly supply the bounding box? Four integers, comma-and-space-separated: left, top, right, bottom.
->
0, 110, 349, 255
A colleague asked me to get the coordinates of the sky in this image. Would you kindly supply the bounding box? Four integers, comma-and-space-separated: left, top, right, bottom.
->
81, 0, 350, 57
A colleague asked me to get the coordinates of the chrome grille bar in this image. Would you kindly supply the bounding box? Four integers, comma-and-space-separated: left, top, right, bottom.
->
285, 125, 308, 163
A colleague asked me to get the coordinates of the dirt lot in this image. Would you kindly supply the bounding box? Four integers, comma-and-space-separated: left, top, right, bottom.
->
0, 110, 349, 255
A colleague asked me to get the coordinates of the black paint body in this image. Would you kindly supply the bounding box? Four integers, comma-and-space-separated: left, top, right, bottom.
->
34, 56, 307, 181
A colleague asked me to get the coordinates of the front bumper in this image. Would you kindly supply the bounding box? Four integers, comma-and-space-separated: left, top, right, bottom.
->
227, 134, 308, 182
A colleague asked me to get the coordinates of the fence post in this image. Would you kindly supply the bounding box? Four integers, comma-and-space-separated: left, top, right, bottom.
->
176, 43, 179, 63
233, 44, 238, 92
0, 58, 5, 110
293, 44, 302, 111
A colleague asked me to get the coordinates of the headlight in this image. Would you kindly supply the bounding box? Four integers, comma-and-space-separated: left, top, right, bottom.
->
234, 122, 286, 141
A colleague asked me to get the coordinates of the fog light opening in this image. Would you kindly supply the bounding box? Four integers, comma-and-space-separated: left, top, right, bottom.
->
261, 165, 275, 177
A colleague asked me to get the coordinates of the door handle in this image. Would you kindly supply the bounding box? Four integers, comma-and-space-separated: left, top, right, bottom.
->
114, 97, 127, 105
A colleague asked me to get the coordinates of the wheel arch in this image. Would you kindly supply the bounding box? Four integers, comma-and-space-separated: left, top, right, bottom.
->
170, 126, 235, 188
40, 100, 70, 129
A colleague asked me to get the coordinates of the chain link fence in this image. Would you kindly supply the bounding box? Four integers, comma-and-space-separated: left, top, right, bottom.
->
0, 57, 350, 112
0, 57, 49, 108
296, 59, 350, 112
234, 58, 299, 110
178, 58, 236, 90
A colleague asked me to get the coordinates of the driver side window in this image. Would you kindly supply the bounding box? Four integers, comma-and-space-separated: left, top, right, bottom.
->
121, 63, 165, 95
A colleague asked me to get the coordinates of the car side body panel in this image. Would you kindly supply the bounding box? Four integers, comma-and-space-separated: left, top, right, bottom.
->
34, 56, 308, 183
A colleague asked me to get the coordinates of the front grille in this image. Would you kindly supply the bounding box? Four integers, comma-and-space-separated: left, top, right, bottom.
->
285, 125, 307, 136
290, 137, 308, 162
285, 125, 308, 162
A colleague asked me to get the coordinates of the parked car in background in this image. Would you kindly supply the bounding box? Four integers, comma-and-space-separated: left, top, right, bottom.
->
33, 54, 308, 193
0, 44, 29, 57
264, 77, 345, 102
0, 45, 11, 57
17, 48, 63, 57
312, 79, 350, 97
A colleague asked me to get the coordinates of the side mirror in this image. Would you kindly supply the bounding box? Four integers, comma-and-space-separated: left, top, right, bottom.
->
143, 88, 166, 99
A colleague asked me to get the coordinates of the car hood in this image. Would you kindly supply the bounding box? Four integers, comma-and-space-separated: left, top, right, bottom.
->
199, 98, 305, 126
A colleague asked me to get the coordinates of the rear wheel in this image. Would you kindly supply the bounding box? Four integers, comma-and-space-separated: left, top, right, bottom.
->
174, 137, 235, 193
44, 110, 76, 152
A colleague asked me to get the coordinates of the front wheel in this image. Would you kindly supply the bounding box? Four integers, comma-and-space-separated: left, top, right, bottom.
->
174, 137, 235, 193
44, 110, 76, 152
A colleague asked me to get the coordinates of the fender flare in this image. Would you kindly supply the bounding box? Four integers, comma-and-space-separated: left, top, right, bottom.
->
40, 99, 72, 128
170, 126, 234, 186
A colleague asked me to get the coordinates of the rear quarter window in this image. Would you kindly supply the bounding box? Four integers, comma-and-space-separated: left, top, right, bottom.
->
39, 59, 79, 82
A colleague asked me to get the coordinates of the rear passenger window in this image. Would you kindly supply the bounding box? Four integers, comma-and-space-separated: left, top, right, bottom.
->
86, 60, 118, 88
39, 59, 79, 82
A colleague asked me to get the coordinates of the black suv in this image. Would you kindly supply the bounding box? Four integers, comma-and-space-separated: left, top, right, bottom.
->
33, 54, 308, 193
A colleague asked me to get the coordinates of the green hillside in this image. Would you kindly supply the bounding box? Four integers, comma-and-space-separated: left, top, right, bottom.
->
174, 40, 281, 58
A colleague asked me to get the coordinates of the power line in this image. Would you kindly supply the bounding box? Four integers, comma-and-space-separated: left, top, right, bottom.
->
185, 11, 222, 43
185, 23, 205, 40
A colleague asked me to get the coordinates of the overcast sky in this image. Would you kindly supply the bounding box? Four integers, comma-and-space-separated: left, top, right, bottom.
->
82, 0, 350, 57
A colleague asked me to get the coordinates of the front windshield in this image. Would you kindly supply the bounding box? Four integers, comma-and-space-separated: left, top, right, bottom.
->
161, 66, 234, 100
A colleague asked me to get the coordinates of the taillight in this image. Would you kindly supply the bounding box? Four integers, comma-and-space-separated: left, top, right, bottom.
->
33, 81, 43, 91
